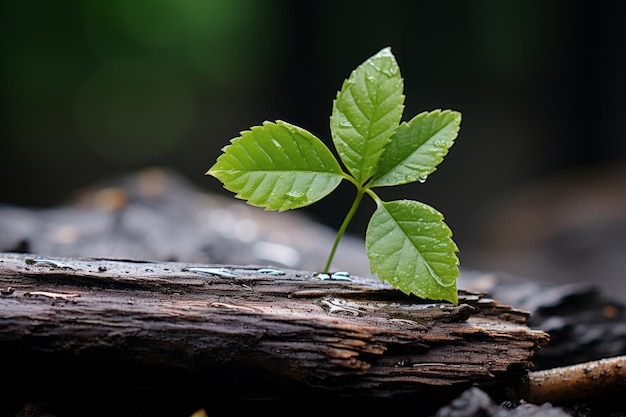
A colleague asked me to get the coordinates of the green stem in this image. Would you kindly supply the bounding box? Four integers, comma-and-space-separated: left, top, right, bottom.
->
323, 186, 365, 272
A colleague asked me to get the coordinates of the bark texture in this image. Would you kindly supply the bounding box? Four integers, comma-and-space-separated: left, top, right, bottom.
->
0, 252, 548, 415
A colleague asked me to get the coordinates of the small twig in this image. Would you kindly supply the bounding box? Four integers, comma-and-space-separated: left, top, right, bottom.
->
514, 355, 626, 404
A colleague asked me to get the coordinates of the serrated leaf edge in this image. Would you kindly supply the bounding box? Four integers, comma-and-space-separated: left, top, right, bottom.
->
330, 47, 405, 185
366, 199, 459, 303
370, 109, 461, 188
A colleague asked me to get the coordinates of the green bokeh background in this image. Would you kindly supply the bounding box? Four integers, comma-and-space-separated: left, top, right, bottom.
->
1, 0, 625, 278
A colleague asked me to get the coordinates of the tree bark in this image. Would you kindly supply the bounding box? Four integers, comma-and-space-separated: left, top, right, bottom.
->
0, 252, 548, 414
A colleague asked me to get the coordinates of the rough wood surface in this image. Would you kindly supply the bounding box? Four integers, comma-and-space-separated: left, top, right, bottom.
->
0, 252, 548, 408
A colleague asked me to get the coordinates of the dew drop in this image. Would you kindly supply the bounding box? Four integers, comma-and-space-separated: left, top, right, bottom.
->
24, 257, 77, 270
257, 268, 285, 275
183, 266, 236, 278
319, 297, 361, 316
382, 66, 399, 77
330, 271, 353, 281
313, 272, 331, 281
418, 172, 430, 182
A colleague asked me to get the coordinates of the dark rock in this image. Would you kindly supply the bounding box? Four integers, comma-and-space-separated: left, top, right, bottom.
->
459, 270, 626, 370
434, 387, 572, 417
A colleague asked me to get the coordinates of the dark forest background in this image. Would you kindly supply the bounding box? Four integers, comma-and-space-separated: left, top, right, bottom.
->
1, 0, 625, 294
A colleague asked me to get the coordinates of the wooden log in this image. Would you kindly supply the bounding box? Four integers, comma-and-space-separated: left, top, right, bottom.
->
0, 252, 548, 414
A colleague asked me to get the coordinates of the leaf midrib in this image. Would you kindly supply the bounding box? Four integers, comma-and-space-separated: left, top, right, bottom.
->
374, 117, 456, 183
379, 203, 453, 287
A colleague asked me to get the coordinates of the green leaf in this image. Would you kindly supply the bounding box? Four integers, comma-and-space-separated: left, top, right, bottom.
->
365, 200, 459, 304
206, 120, 344, 211
330, 47, 405, 185
370, 110, 461, 187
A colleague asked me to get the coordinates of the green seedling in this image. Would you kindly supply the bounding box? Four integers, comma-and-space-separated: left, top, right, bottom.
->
207, 47, 462, 304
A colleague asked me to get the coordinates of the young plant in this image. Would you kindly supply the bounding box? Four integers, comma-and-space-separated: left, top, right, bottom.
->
206, 47, 462, 304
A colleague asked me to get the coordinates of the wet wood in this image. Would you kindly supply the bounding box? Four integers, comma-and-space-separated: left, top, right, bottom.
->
0, 252, 548, 409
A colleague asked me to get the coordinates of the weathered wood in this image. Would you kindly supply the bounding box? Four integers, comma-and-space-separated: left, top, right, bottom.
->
0, 251, 548, 409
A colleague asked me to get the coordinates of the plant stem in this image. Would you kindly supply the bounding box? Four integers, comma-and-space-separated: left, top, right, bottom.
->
323, 186, 366, 272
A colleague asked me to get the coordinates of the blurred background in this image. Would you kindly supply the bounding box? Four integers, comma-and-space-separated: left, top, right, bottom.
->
1, 0, 625, 297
